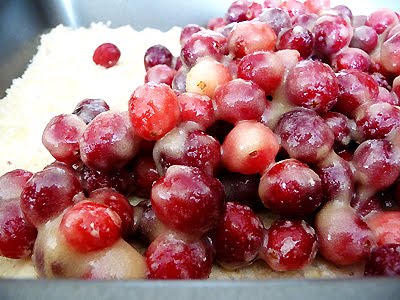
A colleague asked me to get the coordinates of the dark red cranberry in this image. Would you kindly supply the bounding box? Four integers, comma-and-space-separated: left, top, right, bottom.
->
144, 45, 173, 71
364, 244, 400, 277
72, 98, 110, 124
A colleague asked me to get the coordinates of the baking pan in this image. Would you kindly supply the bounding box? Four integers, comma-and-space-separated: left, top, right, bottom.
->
0, 1, 399, 299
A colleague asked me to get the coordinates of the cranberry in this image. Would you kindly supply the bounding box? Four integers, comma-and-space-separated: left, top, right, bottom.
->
380, 32, 400, 75
303, 0, 329, 14
221, 121, 280, 174
151, 165, 224, 236
72, 98, 110, 124
332, 5, 353, 22
258, 8, 291, 36
259, 159, 323, 216
330, 48, 370, 72
131, 154, 160, 199
137, 203, 166, 244
60, 201, 121, 253
367, 212, 400, 246
145, 64, 177, 87
237, 51, 285, 96
376, 87, 399, 106
20, 166, 82, 227
365, 9, 399, 35
180, 24, 203, 46
214, 79, 266, 124
177, 92, 215, 130
285, 60, 339, 114
364, 244, 400, 277
280, 0, 305, 18
207, 17, 226, 31
225, 0, 261, 23
80, 111, 140, 171
171, 67, 187, 93
0, 198, 37, 259
42, 114, 86, 165
322, 112, 352, 148
143, 44, 173, 71
292, 13, 318, 30
260, 219, 318, 271
277, 26, 314, 59
211, 202, 264, 269
128, 82, 180, 141
350, 26, 378, 54
0, 169, 32, 200
146, 232, 213, 279
92, 43, 120, 68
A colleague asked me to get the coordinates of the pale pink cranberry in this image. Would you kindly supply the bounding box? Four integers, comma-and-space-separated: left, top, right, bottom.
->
292, 13, 318, 30
367, 211, 400, 246
260, 219, 318, 271
72, 98, 110, 124
279, 0, 305, 18
350, 26, 378, 54
227, 21, 277, 58
0, 169, 32, 200
180, 24, 203, 46
145, 64, 177, 87
146, 232, 213, 279
259, 159, 323, 216
211, 202, 264, 270
258, 8, 291, 35
214, 79, 266, 124
364, 244, 400, 277
304, 0, 329, 14
330, 48, 370, 72
42, 114, 86, 165
380, 32, 400, 75
237, 51, 285, 96
275, 109, 335, 164
331, 5, 353, 22
226, 0, 262, 23
365, 9, 399, 35
285, 60, 339, 114
93, 43, 120, 68
207, 17, 227, 31
144, 44, 173, 71
0, 198, 37, 259
186, 59, 232, 98
80, 111, 140, 171
277, 26, 314, 59
177, 92, 215, 130
20, 166, 82, 227
221, 121, 280, 174
376, 87, 399, 106
128, 82, 180, 140
151, 165, 225, 237
315, 201, 374, 266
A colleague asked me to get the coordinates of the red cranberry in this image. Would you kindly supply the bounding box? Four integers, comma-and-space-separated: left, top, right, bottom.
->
146, 232, 213, 279
367, 212, 400, 246
380, 32, 400, 75
0, 169, 32, 200
92, 43, 121, 68
211, 202, 264, 269
258, 8, 291, 35
131, 154, 160, 199
277, 26, 314, 59
72, 98, 110, 124
145, 64, 177, 87
350, 26, 378, 54
364, 244, 400, 277
330, 48, 370, 72
151, 165, 225, 237
180, 24, 203, 46
304, 0, 329, 14
292, 13, 318, 30
60, 201, 121, 253
144, 44, 173, 71
260, 219, 318, 271
177, 92, 215, 130
322, 112, 352, 148
207, 17, 226, 31
365, 9, 399, 35
226, 0, 261, 23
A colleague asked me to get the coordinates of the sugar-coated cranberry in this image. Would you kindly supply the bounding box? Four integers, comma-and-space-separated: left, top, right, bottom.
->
207, 17, 226, 31
285, 60, 339, 114
180, 24, 203, 46
304, 0, 329, 14
145, 64, 177, 87
350, 26, 378, 54
211, 202, 264, 270
260, 219, 318, 271
365, 9, 399, 35
277, 26, 314, 59
367, 211, 400, 246
332, 5, 353, 22
146, 232, 213, 279
136, 202, 166, 244
131, 154, 160, 199
42, 114, 86, 165
80, 111, 140, 171
177, 92, 215, 130
151, 165, 224, 237
0, 169, 32, 200
144, 44, 173, 71
259, 159, 323, 216
128, 82, 180, 140
380, 32, 400, 75
20, 166, 82, 227
292, 13, 318, 30
226, 0, 261, 23
330, 48, 370, 72
322, 112, 352, 148
258, 8, 291, 36
72, 98, 110, 124
92, 43, 121, 68
376, 87, 399, 106
221, 121, 280, 174
364, 244, 400, 277
280, 0, 305, 18
0, 198, 37, 259
60, 201, 121, 253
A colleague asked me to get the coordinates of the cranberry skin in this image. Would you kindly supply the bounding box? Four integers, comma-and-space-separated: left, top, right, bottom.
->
20, 166, 82, 227
60, 201, 121, 253
0, 169, 32, 200
92, 43, 121, 68
72, 98, 110, 124
151, 165, 224, 237
80, 111, 140, 171
355, 102, 400, 140
221, 121, 280, 175
350, 26, 378, 54
285, 60, 339, 114
333, 70, 379, 118
365, 9, 399, 35
330, 48, 370, 72
352, 139, 400, 191
211, 202, 264, 270
237, 51, 284, 96
315, 201, 374, 266
260, 219, 318, 271
145, 64, 177, 87
312, 15, 353, 57
89, 188, 133, 237
259, 159, 323, 216
42, 114, 86, 165
128, 83, 180, 141
0, 198, 37, 259
277, 26, 314, 59
146, 233, 213, 279
275, 109, 335, 164
364, 244, 400, 277
258, 8, 291, 36
322, 112, 352, 147
228, 21, 277, 58
180, 24, 203, 46
177, 93, 215, 130
144, 44, 173, 71
132, 154, 160, 199
367, 212, 400, 246
214, 79, 266, 124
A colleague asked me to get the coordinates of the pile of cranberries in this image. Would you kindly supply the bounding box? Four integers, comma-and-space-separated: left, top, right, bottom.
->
1, 0, 400, 280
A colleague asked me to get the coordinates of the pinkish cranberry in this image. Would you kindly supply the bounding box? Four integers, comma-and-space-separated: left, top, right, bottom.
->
258, 8, 291, 35
0, 169, 32, 200
350, 26, 378, 54
180, 24, 203, 46
365, 9, 399, 35
330, 48, 370, 72
177, 92, 215, 130
367, 212, 400, 246
145, 64, 177, 87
